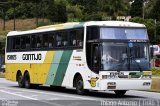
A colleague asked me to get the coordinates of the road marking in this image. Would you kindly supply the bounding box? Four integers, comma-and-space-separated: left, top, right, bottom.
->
49, 98, 59, 100
30, 95, 38, 97
0, 90, 65, 106
0, 87, 95, 100
0, 90, 38, 100
14, 92, 22, 94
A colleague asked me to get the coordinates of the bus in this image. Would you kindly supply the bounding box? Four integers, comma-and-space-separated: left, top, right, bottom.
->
5, 21, 152, 96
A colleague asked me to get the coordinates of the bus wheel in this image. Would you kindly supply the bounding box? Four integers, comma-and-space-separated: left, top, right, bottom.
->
114, 90, 127, 96
76, 75, 85, 95
24, 72, 31, 89
17, 73, 24, 88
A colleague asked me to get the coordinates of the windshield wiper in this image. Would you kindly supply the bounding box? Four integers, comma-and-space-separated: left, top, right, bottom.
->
129, 55, 142, 71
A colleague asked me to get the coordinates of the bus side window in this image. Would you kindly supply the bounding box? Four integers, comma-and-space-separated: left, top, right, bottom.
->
56, 32, 62, 47
31, 35, 36, 48
48, 33, 55, 48
13, 37, 20, 50
69, 31, 76, 46
36, 35, 42, 48
77, 29, 83, 47
21, 36, 26, 50
69, 29, 84, 48
43, 34, 48, 49
7, 37, 12, 52
26, 36, 30, 50
62, 31, 68, 47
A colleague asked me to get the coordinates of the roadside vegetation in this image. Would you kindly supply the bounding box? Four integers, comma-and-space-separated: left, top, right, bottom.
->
150, 67, 160, 92
152, 67, 160, 76
0, 72, 5, 78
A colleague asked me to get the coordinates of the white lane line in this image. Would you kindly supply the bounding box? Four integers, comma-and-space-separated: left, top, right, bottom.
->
14, 92, 22, 94
0, 90, 65, 106
0, 87, 95, 100
0, 90, 38, 100
30, 95, 38, 97
49, 98, 60, 100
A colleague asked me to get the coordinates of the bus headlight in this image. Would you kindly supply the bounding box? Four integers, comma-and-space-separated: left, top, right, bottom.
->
141, 75, 152, 79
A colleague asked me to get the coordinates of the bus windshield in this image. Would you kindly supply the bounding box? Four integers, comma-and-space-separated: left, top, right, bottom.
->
101, 42, 151, 71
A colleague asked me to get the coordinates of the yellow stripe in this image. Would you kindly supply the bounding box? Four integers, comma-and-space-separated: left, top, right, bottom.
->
38, 51, 55, 84
143, 71, 152, 75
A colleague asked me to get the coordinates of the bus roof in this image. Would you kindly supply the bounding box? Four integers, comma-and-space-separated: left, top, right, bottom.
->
7, 21, 146, 36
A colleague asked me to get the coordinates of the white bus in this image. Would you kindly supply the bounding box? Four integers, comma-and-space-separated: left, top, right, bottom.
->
5, 21, 152, 96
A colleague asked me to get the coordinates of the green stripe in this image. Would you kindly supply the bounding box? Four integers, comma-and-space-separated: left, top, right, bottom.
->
52, 50, 73, 86
46, 51, 63, 85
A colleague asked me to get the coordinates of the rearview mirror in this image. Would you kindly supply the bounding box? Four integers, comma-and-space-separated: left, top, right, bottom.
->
150, 46, 154, 59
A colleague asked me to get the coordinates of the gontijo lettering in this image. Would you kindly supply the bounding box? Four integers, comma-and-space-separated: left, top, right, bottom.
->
22, 54, 42, 60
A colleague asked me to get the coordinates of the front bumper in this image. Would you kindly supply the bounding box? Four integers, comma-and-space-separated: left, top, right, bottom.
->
92, 79, 151, 91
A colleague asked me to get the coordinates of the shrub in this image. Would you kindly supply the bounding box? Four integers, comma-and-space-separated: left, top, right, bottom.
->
152, 67, 160, 76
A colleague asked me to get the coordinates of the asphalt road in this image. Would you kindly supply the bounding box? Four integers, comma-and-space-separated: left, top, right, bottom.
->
0, 78, 159, 106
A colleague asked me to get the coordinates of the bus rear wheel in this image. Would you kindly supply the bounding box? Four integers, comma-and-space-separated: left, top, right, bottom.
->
75, 75, 85, 95
17, 73, 24, 88
114, 90, 127, 96
24, 72, 31, 89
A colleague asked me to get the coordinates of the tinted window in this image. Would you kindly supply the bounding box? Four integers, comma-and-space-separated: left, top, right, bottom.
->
43, 34, 48, 48
13, 37, 20, 50
7, 37, 12, 52
77, 29, 83, 47
31, 35, 42, 49
21, 36, 26, 49
69, 31, 76, 46
26, 36, 30, 49
48, 33, 55, 48
62, 32, 68, 47
87, 26, 99, 40
56, 32, 62, 47
69, 29, 84, 47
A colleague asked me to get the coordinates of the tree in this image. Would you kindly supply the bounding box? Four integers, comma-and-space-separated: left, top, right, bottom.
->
130, 0, 143, 18
67, 5, 83, 21
149, 0, 160, 21
0, 0, 10, 30
97, 0, 129, 20
130, 17, 157, 44
47, 0, 67, 22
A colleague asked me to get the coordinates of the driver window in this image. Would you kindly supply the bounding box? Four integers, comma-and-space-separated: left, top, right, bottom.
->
92, 44, 100, 71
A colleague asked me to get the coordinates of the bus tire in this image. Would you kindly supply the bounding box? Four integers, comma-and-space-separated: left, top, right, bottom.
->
17, 72, 24, 88
75, 75, 85, 95
114, 90, 127, 96
24, 72, 31, 89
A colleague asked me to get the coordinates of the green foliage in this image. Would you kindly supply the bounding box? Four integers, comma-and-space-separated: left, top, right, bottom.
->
83, 13, 102, 21
67, 5, 83, 22
152, 67, 160, 76
0, 73, 5, 78
130, 0, 143, 18
130, 17, 156, 44
149, 0, 160, 21
47, 0, 67, 22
